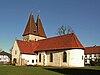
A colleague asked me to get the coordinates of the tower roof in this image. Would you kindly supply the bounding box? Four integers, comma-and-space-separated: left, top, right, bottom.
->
23, 12, 37, 36
23, 11, 46, 38
36, 13, 46, 38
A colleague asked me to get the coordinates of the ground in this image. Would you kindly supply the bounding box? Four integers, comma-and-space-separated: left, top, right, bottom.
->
0, 65, 100, 75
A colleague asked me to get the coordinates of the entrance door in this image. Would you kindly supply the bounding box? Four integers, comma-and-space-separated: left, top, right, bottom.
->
13, 58, 17, 65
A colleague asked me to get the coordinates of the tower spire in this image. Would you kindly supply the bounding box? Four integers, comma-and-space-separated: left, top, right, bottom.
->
36, 10, 47, 38
30, 9, 34, 16
38, 10, 40, 19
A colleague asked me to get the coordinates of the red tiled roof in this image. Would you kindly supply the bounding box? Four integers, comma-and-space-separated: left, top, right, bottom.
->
17, 40, 35, 54
34, 33, 84, 51
85, 46, 100, 54
17, 33, 84, 54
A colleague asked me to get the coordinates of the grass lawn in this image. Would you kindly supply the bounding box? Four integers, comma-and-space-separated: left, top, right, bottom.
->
0, 65, 100, 75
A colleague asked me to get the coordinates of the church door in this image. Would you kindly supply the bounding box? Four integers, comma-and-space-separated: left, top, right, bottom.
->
13, 58, 17, 65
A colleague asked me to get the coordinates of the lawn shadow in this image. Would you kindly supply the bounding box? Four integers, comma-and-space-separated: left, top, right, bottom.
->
43, 67, 100, 75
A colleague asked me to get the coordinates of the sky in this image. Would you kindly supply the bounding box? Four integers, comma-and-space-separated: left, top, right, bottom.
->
0, 0, 100, 53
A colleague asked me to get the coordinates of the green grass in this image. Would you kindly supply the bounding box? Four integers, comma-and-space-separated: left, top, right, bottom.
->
0, 65, 100, 75
0, 65, 62, 75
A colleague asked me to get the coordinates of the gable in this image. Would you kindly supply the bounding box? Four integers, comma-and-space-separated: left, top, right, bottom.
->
12, 40, 20, 56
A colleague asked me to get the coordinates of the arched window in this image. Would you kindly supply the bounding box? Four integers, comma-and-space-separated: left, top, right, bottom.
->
39, 54, 41, 62
50, 53, 53, 62
63, 52, 67, 62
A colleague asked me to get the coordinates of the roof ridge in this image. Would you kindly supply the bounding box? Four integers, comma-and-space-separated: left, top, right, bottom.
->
37, 33, 73, 42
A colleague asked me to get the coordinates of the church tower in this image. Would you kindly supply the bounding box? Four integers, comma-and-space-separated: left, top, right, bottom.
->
22, 11, 46, 41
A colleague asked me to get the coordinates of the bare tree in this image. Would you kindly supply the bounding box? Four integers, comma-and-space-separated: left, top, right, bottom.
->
56, 25, 74, 35
67, 25, 74, 34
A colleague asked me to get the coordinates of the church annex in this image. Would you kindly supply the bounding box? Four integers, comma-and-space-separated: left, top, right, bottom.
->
12, 11, 84, 67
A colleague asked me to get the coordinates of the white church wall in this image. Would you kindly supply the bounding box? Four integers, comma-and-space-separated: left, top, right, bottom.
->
68, 49, 84, 67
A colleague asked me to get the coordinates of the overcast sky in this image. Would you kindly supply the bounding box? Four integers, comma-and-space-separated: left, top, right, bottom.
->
0, 0, 100, 52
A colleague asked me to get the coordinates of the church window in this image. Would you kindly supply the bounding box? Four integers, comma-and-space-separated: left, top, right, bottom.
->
39, 54, 41, 62
63, 52, 67, 62
32, 60, 34, 63
82, 55, 84, 60
50, 53, 53, 62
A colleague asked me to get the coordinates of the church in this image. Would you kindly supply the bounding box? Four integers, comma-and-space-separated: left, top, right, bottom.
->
12, 11, 84, 67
